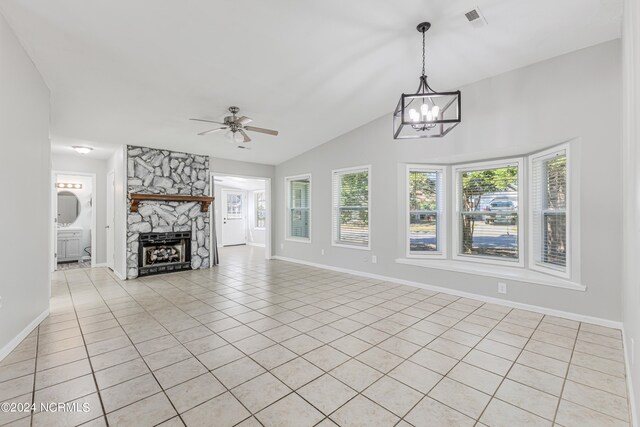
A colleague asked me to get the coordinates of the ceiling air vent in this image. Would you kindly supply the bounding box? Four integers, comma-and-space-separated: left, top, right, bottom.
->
465, 7, 488, 28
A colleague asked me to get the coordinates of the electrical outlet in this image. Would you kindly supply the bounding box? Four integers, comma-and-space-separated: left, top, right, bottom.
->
280, 243, 284, 249
497, 282, 507, 294
321, 249, 325, 255
371, 255, 377, 264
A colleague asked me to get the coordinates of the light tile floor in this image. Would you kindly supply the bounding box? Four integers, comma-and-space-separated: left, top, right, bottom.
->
0, 246, 631, 426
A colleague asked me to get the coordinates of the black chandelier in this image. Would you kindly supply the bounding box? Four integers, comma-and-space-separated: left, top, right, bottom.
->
393, 22, 461, 139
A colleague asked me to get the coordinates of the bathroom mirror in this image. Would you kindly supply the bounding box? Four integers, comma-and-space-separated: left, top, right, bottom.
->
57, 191, 81, 224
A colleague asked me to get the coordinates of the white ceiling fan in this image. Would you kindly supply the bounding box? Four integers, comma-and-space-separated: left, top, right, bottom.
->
190, 106, 279, 147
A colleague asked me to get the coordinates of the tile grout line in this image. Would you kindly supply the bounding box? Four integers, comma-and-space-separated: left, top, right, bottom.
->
551, 321, 581, 425
61, 268, 110, 426
471, 314, 546, 426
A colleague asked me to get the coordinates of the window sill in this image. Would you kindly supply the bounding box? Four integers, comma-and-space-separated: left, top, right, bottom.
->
332, 243, 371, 251
285, 237, 311, 244
395, 258, 585, 291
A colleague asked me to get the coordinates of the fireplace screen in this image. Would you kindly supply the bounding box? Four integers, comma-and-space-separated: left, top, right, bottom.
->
138, 231, 191, 276
143, 242, 184, 266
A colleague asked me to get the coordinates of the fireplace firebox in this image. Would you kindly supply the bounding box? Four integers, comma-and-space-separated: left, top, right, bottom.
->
138, 232, 191, 277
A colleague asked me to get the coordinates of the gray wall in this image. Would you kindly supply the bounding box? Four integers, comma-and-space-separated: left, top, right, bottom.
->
52, 154, 108, 265
275, 40, 623, 321
0, 12, 51, 358
621, 0, 640, 418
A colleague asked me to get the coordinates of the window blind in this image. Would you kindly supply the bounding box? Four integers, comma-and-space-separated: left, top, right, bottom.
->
532, 151, 567, 269
333, 168, 369, 247
458, 164, 519, 260
255, 191, 266, 229
409, 169, 443, 253
287, 177, 310, 239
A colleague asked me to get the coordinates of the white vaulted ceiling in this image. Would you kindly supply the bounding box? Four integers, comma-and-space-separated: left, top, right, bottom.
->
0, 0, 622, 164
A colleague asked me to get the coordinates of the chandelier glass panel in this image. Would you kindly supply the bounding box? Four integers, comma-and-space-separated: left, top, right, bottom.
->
393, 22, 461, 139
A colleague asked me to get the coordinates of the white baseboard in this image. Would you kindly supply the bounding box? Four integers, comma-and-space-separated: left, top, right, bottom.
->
247, 243, 266, 248
0, 308, 49, 362
273, 255, 622, 329
623, 327, 638, 427
93, 263, 108, 268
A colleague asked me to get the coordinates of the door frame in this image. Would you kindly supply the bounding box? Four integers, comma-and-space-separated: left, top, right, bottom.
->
106, 169, 115, 270
51, 170, 97, 270
211, 172, 273, 261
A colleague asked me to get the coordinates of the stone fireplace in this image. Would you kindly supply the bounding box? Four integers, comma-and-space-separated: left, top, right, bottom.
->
126, 146, 211, 279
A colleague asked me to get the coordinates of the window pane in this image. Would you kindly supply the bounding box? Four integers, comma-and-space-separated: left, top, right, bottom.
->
544, 212, 566, 266
288, 178, 310, 239
409, 170, 439, 253
336, 170, 369, 246
539, 154, 567, 267
460, 165, 519, 259
227, 194, 242, 219
410, 212, 437, 252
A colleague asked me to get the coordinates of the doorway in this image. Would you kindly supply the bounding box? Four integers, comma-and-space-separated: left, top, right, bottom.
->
51, 171, 97, 271
212, 173, 272, 260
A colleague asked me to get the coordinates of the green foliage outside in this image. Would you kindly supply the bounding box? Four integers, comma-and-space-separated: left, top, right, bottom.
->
461, 166, 518, 254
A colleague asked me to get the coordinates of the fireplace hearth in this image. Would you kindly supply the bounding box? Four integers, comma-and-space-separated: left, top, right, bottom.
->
138, 231, 191, 277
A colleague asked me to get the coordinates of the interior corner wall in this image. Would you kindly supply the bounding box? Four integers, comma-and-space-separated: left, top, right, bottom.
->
52, 154, 108, 264
274, 39, 623, 322
0, 12, 50, 358
622, 0, 640, 421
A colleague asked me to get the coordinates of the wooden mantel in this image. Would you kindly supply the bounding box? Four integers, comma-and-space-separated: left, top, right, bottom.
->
129, 193, 214, 213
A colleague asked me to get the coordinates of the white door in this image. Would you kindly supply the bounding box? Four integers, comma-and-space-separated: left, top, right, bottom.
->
106, 170, 115, 269
222, 190, 246, 246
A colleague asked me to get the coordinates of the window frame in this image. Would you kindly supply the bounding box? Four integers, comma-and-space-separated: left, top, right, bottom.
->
254, 190, 266, 230
406, 164, 447, 259
452, 157, 525, 267
284, 173, 312, 243
331, 165, 372, 251
528, 144, 571, 279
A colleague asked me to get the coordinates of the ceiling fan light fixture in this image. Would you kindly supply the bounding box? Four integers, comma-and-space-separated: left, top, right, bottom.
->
393, 22, 461, 139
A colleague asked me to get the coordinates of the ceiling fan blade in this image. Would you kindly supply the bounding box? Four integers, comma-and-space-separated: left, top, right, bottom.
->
190, 118, 225, 125
239, 129, 252, 143
236, 116, 253, 125
244, 125, 279, 136
197, 127, 227, 136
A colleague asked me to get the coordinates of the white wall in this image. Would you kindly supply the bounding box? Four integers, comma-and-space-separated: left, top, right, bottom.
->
275, 40, 623, 322
622, 0, 640, 421
107, 146, 127, 279
0, 12, 50, 359
53, 154, 109, 263
55, 174, 93, 257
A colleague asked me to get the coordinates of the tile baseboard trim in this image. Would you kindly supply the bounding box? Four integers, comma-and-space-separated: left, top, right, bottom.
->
0, 307, 49, 362
622, 327, 638, 427
273, 255, 623, 330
